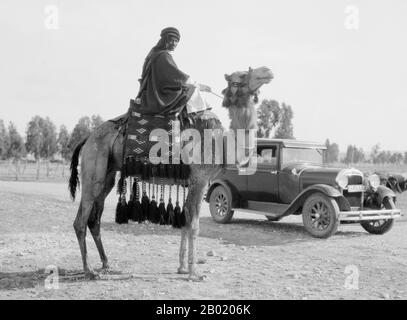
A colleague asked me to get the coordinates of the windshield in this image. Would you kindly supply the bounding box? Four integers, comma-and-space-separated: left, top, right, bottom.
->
282, 147, 324, 166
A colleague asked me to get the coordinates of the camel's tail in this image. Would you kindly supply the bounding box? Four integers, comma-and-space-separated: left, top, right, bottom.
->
69, 138, 87, 200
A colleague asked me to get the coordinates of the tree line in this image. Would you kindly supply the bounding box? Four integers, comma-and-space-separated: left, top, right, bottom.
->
1, 99, 295, 162
0, 115, 104, 162
1, 104, 404, 165
255, 99, 405, 165
325, 140, 407, 165
256, 99, 295, 139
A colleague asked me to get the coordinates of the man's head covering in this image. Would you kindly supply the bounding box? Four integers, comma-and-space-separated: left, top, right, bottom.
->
160, 27, 180, 41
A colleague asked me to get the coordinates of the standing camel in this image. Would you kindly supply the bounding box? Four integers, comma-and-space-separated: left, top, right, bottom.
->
69, 66, 273, 280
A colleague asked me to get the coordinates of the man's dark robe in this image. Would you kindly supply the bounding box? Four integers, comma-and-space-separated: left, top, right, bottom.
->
137, 50, 195, 115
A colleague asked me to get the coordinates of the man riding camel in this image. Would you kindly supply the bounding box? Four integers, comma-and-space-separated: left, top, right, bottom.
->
136, 27, 211, 115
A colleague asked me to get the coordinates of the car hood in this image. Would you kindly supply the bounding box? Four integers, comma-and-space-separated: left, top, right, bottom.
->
281, 163, 344, 188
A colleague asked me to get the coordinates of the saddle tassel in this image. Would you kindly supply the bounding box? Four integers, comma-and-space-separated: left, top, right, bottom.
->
130, 178, 142, 223
166, 185, 174, 225
141, 180, 149, 221
173, 184, 182, 228
158, 178, 166, 225
180, 184, 187, 227
149, 176, 159, 223
127, 176, 134, 220
115, 178, 129, 224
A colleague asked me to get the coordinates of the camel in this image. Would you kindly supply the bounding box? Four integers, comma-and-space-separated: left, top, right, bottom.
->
69, 66, 273, 280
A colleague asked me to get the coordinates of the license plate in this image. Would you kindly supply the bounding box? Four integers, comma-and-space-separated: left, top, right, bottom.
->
347, 185, 365, 193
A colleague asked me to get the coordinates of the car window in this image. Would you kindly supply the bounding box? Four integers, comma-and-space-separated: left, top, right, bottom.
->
282, 147, 324, 166
255, 147, 277, 167
261, 149, 277, 164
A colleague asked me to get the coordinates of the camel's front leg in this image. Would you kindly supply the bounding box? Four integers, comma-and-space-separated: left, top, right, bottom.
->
178, 177, 207, 281
187, 214, 203, 281
177, 227, 188, 274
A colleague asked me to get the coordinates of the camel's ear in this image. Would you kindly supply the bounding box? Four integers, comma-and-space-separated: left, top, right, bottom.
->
224, 74, 231, 82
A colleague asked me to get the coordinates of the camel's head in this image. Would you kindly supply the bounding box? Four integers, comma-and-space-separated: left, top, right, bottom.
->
247, 66, 274, 92
222, 66, 273, 109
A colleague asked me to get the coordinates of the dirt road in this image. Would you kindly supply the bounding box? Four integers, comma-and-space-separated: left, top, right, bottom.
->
0, 180, 406, 299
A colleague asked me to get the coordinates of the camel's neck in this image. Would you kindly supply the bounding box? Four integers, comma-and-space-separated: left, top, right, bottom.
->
228, 102, 257, 132
226, 101, 257, 167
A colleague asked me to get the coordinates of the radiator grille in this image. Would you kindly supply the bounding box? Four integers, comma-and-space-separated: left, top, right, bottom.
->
343, 191, 362, 208
348, 175, 363, 185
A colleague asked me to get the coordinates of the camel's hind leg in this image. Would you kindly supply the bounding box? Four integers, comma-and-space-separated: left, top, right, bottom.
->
73, 199, 98, 278
88, 170, 116, 271
73, 139, 111, 279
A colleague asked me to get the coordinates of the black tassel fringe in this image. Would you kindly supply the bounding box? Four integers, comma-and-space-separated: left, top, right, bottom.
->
158, 201, 166, 225
149, 198, 159, 223
172, 201, 182, 228
166, 200, 174, 225
115, 196, 129, 224
141, 191, 150, 222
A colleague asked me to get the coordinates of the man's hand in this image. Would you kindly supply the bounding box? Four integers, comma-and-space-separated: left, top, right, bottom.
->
198, 84, 211, 92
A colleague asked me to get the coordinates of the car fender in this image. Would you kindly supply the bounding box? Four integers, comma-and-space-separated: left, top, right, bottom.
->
205, 179, 240, 207
375, 185, 396, 204
282, 184, 347, 217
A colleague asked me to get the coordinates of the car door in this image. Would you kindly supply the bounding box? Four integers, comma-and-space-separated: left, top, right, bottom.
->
221, 164, 249, 199
247, 145, 279, 202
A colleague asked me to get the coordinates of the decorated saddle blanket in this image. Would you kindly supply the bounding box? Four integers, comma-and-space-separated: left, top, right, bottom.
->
122, 99, 221, 185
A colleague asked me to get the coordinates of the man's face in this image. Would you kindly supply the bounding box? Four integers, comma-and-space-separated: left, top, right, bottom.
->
166, 36, 179, 51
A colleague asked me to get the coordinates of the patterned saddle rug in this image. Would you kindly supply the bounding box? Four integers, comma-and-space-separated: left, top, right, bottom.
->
112, 99, 222, 227
122, 99, 219, 185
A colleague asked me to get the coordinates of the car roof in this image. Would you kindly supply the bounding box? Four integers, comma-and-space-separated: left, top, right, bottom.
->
256, 138, 327, 150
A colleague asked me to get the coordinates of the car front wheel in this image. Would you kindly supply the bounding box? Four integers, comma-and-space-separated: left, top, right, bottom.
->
302, 193, 340, 238
209, 185, 234, 223
360, 197, 395, 235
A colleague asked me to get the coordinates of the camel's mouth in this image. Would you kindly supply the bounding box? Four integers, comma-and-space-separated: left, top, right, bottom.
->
258, 75, 273, 82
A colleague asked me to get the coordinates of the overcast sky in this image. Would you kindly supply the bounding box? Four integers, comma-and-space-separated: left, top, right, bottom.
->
0, 0, 406, 152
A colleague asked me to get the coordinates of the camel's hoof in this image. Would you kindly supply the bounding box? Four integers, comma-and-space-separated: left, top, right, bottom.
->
85, 270, 100, 280
188, 273, 207, 282
100, 265, 113, 274
177, 267, 189, 275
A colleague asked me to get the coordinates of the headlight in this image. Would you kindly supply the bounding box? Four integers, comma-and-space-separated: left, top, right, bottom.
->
368, 174, 380, 189
336, 172, 349, 189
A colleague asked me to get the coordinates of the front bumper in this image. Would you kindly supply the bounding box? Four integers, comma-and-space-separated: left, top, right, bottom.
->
339, 209, 402, 222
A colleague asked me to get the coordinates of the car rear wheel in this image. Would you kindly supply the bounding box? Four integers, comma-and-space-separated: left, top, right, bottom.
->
360, 197, 395, 235
209, 186, 234, 223
302, 193, 340, 238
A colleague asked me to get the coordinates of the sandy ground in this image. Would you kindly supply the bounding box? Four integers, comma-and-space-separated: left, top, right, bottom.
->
0, 180, 406, 300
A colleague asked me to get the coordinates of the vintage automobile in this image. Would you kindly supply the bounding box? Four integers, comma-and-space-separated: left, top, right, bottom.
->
205, 138, 402, 238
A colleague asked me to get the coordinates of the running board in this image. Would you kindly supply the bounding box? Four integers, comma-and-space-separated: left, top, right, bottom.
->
232, 201, 289, 218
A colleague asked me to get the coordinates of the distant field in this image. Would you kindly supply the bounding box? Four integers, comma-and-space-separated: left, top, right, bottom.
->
329, 163, 407, 174
1, 160, 406, 184
0, 161, 70, 182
